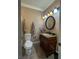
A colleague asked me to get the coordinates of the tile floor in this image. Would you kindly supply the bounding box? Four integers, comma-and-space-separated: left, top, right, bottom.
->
23, 47, 39, 59
34, 43, 54, 59
22, 43, 55, 59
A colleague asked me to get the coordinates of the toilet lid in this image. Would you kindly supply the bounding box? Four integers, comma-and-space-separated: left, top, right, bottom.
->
24, 40, 33, 49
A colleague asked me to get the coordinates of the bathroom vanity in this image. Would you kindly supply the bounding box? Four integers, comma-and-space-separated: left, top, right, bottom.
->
39, 33, 57, 57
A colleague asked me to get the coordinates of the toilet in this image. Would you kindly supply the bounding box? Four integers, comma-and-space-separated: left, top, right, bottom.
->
24, 33, 33, 55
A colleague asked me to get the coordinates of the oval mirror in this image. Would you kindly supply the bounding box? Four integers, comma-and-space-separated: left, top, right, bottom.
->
45, 16, 55, 30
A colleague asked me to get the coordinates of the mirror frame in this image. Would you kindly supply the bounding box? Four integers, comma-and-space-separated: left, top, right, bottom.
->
45, 16, 55, 30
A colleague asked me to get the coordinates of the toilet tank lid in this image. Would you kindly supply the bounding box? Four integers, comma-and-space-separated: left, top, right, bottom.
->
25, 33, 31, 36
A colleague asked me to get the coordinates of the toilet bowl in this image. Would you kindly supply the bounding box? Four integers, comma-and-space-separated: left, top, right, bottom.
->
24, 33, 33, 55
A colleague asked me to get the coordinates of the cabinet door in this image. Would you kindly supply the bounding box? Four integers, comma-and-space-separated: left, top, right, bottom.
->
41, 38, 49, 50
48, 37, 57, 46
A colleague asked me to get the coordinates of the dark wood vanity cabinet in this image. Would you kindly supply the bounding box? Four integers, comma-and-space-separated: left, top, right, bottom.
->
39, 34, 57, 57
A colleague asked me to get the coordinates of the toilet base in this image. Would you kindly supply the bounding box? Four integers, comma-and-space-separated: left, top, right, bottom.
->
26, 48, 32, 56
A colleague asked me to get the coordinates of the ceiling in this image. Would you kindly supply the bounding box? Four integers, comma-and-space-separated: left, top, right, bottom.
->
21, 0, 55, 11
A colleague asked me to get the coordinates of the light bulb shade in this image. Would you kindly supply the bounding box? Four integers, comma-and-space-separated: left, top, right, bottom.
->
42, 16, 45, 19
49, 11, 53, 15
48, 13, 50, 16
44, 15, 47, 18
54, 8, 58, 14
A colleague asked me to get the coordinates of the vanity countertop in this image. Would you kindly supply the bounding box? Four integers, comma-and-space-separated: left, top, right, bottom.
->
40, 33, 56, 38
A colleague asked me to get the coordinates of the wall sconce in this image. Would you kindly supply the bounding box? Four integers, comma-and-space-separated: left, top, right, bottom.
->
42, 15, 47, 20
49, 11, 53, 15
53, 7, 60, 14
48, 13, 50, 16
44, 15, 47, 18
42, 7, 60, 20
54, 8, 58, 14
47, 11, 53, 16
42, 16, 45, 19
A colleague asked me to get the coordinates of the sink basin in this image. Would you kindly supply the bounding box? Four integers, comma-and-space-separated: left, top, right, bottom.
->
41, 33, 56, 38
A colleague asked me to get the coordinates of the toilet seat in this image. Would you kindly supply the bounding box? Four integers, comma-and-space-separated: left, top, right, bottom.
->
24, 40, 33, 49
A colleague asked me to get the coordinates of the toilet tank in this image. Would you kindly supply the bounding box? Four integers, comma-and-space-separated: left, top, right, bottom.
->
24, 33, 31, 41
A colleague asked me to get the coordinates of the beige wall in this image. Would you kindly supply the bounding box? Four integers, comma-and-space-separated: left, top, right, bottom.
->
21, 7, 43, 33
